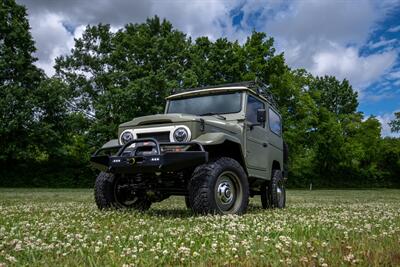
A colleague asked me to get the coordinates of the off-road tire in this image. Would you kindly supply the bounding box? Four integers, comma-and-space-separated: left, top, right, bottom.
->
184, 196, 192, 209
188, 157, 249, 215
260, 182, 272, 209
270, 170, 286, 209
261, 170, 286, 209
94, 172, 151, 211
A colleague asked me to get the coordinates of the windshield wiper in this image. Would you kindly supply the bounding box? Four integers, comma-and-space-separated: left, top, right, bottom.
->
199, 112, 226, 120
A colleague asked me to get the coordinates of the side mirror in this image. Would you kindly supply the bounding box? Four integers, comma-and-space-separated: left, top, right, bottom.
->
257, 109, 266, 123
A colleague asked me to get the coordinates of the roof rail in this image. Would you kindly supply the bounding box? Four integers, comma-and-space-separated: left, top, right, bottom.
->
252, 82, 279, 109
171, 81, 254, 94
171, 81, 279, 108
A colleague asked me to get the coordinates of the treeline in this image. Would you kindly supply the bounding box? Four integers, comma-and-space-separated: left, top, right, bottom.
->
1, 0, 399, 188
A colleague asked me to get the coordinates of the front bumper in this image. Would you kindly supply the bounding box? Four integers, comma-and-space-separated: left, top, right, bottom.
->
90, 138, 208, 173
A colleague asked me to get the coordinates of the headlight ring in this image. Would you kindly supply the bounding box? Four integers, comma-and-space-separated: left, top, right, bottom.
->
173, 127, 190, 142
121, 131, 134, 144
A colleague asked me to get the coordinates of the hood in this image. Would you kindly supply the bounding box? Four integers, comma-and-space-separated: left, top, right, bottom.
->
119, 113, 200, 127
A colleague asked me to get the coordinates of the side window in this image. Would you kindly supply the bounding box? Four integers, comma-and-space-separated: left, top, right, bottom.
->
246, 95, 264, 126
269, 108, 281, 135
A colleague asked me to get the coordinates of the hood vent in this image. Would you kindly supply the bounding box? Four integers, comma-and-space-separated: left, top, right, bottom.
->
137, 119, 172, 126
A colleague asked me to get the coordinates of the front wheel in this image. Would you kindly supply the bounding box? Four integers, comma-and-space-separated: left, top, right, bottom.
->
188, 157, 249, 215
184, 196, 192, 209
94, 172, 151, 211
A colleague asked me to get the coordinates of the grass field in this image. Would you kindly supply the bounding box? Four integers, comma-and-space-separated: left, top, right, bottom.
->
0, 189, 399, 266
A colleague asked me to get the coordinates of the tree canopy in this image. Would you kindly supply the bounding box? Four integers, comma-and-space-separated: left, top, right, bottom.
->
389, 112, 400, 133
1, 1, 399, 188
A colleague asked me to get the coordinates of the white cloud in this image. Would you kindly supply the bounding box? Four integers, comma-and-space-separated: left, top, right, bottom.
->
152, 1, 229, 39
18, 0, 400, 95
388, 25, 400, 32
266, 0, 380, 45
368, 37, 398, 49
311, 45, 397, 89
21, 0, 151, 26
376, 111, 400, 137
388, 70, 400, 80
258, 0, 400, 94
28, 12, 85, 76
365, 92, 395, 102
19, 0, 236, 76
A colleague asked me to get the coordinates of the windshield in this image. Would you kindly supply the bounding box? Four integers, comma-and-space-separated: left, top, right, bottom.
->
167, 92, 242, 116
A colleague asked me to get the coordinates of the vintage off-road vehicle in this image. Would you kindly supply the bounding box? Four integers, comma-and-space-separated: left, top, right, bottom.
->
91, 82, 287, 215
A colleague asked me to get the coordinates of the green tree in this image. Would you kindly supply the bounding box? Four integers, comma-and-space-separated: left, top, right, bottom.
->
189, 37, 243, 85
0, 0, 43, 161
1, 10, 397, 189
55, 17, 191, 145
310, 76, 358, 117
389, 112, 400, 133
378, 138, 400, 187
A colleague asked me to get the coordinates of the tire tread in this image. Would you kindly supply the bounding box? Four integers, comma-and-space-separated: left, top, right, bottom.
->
188, 157, 249, 215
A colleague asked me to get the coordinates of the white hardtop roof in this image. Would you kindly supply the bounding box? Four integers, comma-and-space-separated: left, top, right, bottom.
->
166, 86, 257, 100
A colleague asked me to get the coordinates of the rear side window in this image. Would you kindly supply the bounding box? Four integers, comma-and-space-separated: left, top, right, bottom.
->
269, 108, 281, 135
246, 95, 265, 126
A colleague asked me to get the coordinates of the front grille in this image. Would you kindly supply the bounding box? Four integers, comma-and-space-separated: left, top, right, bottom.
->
137, 132, 170, 142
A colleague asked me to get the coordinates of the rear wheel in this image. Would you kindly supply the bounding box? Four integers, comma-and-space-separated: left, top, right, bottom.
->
261, 170, 286, 209
94, 172, 151, 211
260, 182, 272, 209
188, 157, 249, 215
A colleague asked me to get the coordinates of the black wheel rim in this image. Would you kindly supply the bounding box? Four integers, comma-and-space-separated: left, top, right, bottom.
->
113, 176, 140, 207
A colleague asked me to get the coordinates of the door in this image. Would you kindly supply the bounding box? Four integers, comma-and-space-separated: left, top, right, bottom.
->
245, 95, 269, 172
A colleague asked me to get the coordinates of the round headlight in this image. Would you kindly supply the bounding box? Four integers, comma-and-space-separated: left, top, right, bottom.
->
121, 131, 134, 144
173, 127, 189, 142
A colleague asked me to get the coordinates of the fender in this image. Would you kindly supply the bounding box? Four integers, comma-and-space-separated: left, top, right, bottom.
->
193, 132, 241, 146
101, 139, 119, 149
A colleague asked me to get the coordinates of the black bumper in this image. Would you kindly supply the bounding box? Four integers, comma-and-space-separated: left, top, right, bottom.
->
90, 138, 208, 173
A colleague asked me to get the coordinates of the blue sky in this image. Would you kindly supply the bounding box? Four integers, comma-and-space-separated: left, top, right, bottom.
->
18, 0, 400, 136
358, 7, 400, 129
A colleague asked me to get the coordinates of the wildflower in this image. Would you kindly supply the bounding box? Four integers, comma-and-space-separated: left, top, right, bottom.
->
5, 255, 17, 263
300, 256, 308, 263
312, 253, 318, 258
344, 253, 354, 262
14, 242, 22, 251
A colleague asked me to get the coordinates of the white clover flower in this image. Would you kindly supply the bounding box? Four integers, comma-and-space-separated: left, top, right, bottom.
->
5, 255, 17, 263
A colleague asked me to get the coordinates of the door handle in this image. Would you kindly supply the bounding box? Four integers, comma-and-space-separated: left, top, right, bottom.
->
262, 143, 268, 148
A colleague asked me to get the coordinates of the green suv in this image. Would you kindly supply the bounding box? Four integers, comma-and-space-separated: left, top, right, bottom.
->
91, 82, 287, 215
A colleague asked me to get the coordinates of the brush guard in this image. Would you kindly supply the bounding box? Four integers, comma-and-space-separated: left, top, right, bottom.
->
90, 138, 208, 173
